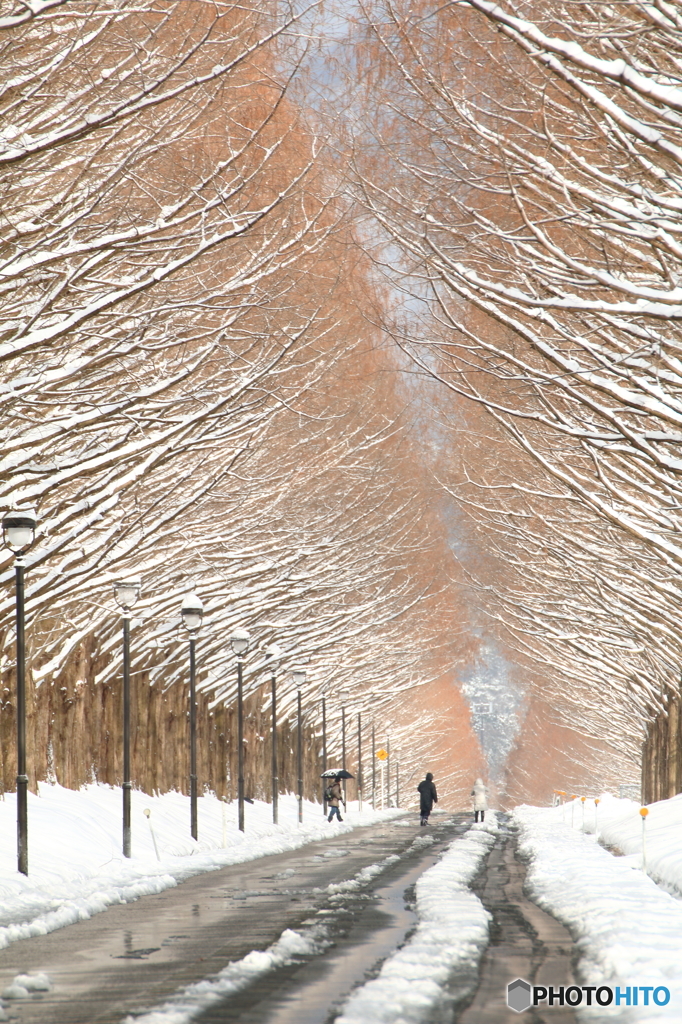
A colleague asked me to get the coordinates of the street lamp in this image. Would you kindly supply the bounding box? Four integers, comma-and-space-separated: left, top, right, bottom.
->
357, 711, 363, 812
181, 592, 204, 841
2, 509, 37, 876
292, 667, 307, 824
321, 685, 328, 815
264, 643, 282, 825
371, 721, 376, 809
113, 575, 141, 858
340, 689, 349, 804
230, 627, 251, 831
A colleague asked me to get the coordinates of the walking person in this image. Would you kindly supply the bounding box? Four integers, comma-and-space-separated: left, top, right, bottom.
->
471, 777, 488, 822
417, 772, 438, 826
326, 776, 344, 822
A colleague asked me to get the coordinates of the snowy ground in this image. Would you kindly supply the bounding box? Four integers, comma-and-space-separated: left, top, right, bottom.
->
514, 798, 682, 1022
0, 783, 400, 953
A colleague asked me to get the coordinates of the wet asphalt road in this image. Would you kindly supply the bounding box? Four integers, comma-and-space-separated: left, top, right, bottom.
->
0, 814, 583, 1024
456, 820, 577, 1024
0, 813, 469, 1024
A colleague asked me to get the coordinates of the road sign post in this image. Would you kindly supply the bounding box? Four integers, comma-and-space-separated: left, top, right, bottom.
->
376, 748, 389, 811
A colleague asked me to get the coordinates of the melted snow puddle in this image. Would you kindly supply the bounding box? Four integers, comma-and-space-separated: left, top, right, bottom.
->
260, 852, 438, 1024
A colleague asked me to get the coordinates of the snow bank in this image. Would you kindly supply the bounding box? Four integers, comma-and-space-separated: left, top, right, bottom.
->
514, 803, 682, 1022
0, 783, 400, 952
335, 815, 499, 1024
580, 792, 682, 897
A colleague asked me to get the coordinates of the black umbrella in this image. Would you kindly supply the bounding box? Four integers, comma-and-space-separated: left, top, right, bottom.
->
320, 769, 354, 779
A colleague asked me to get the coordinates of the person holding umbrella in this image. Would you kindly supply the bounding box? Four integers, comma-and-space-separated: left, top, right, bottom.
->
321, 769, 353, 822
326, 775, 344, 822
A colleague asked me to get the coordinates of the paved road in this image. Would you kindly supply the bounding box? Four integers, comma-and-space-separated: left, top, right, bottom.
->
0, 813, 468, 1024
0, 813, 582, 1024
456, 819, 577, 1024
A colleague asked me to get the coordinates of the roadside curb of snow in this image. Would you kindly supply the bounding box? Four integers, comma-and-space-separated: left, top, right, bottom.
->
123, 830, 444, 1024
333, 814, 499, 1024
513, 805, 682, 1021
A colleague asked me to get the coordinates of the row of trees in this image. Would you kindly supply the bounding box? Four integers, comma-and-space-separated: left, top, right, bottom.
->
340, 0, 682, 799
0, 1, 483, 807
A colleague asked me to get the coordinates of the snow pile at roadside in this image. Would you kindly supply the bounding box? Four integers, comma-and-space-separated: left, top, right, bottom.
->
514, 804, 682, 1021
0, 782, 400, 951
574, 792, 682, 897
334, 815, 499, 1024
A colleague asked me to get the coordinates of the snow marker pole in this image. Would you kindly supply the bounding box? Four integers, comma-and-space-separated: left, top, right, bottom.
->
143, 809, 160, 861
581, 796, 586, 831
640, 807, 648, 873
594, 798, 600, 841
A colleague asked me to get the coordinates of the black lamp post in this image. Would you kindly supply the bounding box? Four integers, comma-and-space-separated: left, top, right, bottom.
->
265, 644, 282, 825
357, 711, 363, 812
181, 592, 204, 841
292, 667, 307, 823
372, 722, 376, 809
340, 689, 349, 803
113, 575, 141, 858
321, 691, 327, 815
2, 510, 37, 876
230, 627, 251, 832
386, 735, 391, 807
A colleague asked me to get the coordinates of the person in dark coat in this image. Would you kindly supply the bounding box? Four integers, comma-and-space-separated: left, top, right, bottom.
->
417, 772, 438, 826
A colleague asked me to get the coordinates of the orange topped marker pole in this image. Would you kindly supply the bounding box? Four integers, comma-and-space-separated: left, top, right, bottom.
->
640, 807, 649, 874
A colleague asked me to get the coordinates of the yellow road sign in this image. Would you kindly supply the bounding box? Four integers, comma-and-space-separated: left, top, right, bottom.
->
376, 748, 389, 760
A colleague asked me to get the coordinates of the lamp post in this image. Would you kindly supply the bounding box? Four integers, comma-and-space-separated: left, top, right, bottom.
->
386, 735, 390, 807
372, 722, 376, 809
230, 627, 251, 832
357, 712, 363, 812
265, 644, 282, 825
181, 592, 203, 841
113, 575, 141, 858
292, 667, 307, 824
2, 510, 37, 876
340, 691, 349, 804
321, 689, 328, 815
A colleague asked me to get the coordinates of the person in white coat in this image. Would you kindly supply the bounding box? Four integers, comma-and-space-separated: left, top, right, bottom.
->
471, 778, 488, 822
